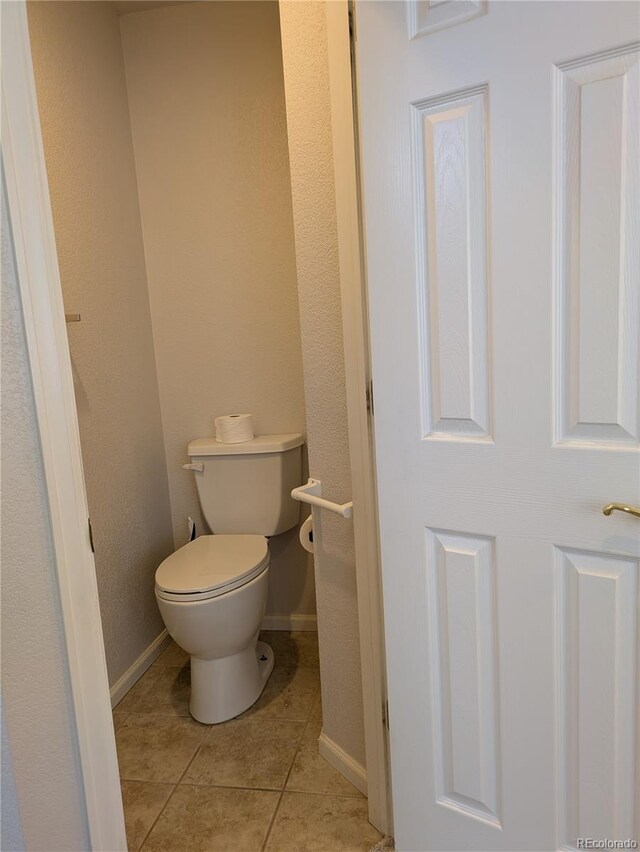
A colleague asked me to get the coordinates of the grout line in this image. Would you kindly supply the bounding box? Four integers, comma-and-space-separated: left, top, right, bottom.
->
260, 790, 284, 852
175, 727, 211, 786
179, 780, 291, 793
260, 683, 319, 851
138, 725, 209, 850
269, 788, 366, 800
135, 782, 177, 851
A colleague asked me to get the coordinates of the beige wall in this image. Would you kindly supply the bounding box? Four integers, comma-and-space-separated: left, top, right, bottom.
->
1, 178, 90, 851
279, 1, 366, 766
1, 704, 25, 852
27, 1, 174, 685
120, 0, 315, 620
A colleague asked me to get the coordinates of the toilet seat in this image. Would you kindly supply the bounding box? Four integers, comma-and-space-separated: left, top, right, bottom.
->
155, 535, 269, 602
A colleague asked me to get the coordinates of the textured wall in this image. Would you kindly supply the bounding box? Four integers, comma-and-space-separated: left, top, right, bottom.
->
120, 1, 315, 619
1, 702, 25, 852
1, 180, 90, 851
27, 1, 175, 685
279, 1, 366, 766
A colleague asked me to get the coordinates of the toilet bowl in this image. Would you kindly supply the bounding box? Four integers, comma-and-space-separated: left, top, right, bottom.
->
155, 534, 275, 724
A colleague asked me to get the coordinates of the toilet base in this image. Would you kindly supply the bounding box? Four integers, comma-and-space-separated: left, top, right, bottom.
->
255, 640, 275, 687
189, 639, 274, 724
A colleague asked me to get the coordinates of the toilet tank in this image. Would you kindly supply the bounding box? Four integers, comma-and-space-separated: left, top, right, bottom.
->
187, 433, 304, 536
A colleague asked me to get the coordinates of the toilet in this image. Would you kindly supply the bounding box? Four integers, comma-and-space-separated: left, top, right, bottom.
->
155, 433, 304, 724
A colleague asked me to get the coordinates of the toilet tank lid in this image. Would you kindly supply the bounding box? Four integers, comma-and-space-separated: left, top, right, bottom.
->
188, 433, 304, 456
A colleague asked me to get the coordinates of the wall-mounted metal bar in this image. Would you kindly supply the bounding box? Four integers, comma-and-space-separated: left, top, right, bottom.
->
291, 478, 353, 518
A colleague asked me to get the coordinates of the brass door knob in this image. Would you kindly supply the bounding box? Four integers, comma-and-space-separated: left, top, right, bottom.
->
602, 503, 640, 519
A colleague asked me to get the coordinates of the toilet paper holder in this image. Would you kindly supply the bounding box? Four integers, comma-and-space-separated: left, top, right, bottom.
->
291, 479, 353, 519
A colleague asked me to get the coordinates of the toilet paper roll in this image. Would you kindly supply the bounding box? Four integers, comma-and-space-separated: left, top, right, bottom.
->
215, 414, 254, 444
299, 515, 314, 554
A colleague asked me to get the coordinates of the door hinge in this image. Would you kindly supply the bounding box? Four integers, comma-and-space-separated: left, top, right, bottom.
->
382, 698, 389, 730
88, 518, 95, 553
365, 378, 374, 415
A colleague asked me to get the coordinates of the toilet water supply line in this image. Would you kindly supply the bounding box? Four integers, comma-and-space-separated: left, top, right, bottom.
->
290, 479, 353, 519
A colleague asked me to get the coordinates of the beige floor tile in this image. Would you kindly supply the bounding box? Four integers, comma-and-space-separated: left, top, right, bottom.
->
239, 667, 320, 722
260, 631, 320, 669
286, 722, 363, 798
113, 711, 129, 732
114, 667, 160, 715
309, 693, 323, 722
152, 641, 189, 670
142, 785, 279, 852
132, 664, 191, 716
116, 714, 207, 783
121, 780, 173, 851
265, 791, 382, 852
184, 718, 305, 790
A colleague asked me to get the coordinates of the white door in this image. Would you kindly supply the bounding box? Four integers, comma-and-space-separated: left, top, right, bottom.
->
356, 2, 640, 849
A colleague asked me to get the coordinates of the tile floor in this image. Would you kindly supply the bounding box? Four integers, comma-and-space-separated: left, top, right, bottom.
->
114, 631, 383, 852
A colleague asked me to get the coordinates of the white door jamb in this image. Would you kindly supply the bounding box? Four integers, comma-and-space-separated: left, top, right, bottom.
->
1, 4, 127, 849
325, 1, 392, 835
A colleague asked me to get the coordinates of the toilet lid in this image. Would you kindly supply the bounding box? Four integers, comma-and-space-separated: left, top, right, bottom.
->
155, 535, 269, 597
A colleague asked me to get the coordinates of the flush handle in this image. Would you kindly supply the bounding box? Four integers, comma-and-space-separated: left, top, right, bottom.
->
183, 463, 204, 473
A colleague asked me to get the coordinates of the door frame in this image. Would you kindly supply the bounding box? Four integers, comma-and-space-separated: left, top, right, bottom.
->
3, 0, 390, 843
325, 0, 392, 835
1, 3, 127, 849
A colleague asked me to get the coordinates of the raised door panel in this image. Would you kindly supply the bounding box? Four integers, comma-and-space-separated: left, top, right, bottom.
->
554, 46, 640, 446
557, 547, 639, 849
426, 529, 501, 827
408, 0, 487, 39
413, 87, 492, 440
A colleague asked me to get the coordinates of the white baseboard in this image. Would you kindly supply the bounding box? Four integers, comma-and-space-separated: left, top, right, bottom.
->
261, 613, 317, 631
110, 629, 171, 708
318, 730, 368, 797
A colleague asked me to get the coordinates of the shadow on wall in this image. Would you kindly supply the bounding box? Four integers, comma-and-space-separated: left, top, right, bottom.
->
266, 523, 315, 616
